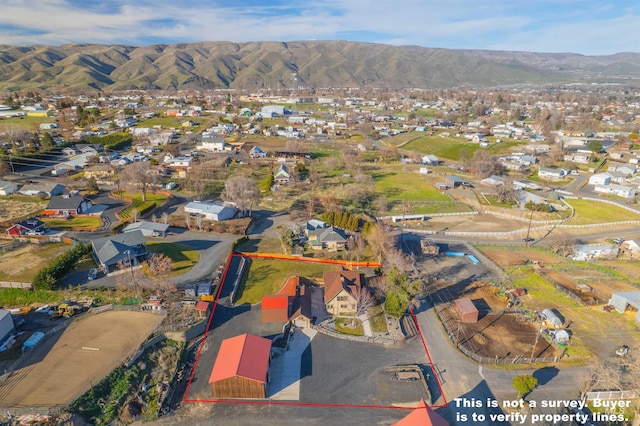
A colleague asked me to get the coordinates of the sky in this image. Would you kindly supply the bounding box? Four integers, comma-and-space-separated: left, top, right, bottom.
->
0, 0, 638, 55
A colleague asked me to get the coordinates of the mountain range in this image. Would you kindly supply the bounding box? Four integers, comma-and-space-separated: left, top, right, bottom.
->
1, 40, 639, 92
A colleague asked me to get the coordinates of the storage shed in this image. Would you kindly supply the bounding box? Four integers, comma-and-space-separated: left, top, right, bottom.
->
209, 334, 271, 399
0, 310, 15, 343
541, 308, 563, 328
454, 298, 479, 323
608, 292, 640, 324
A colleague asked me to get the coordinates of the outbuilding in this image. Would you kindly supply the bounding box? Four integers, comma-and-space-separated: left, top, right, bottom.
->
608, 292, 640, 324
209, 333, 271, 399
541, 308, 563, 328
0, 310, 15, 343
454, 298, 479, 323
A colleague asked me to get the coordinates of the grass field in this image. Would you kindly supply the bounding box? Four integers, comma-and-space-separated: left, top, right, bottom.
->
0, 196, 47, 223
145, 242, 199, 276
235, 237, 284, 254
373, 171, 450, 202
0, 114, 54, 130
564, 199, 640, 225
42, 216, 101, 230
0, 242, 71, 282
399, 135, 527, 161
235, 258, 337, 305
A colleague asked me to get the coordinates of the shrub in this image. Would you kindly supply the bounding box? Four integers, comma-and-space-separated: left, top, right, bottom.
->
512, 375, 538, 398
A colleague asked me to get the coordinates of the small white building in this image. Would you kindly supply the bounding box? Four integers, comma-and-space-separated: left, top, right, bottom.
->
538, 167, 568, 179
184, 201, 237, 221
594, 184, 636, 199
197, 135, 227, 151
588, 172, 612, 186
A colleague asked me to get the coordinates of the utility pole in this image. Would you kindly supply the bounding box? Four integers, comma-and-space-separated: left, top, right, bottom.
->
125, 250, 139, 300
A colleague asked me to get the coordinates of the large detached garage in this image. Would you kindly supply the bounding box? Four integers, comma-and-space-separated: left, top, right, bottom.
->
209, 333, 271, 399
454, 298, 479, 323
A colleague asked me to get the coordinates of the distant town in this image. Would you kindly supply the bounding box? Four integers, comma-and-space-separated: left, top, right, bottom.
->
0, 84, 639, 425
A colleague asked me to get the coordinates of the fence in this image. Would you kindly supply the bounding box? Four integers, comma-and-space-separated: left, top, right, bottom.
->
584, 391, 638, 401
228, 256, 246, 305
0, 281, 32, 289
539, 271, 606, 306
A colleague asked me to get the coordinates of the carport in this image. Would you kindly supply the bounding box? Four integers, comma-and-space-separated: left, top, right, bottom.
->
608, 292, 640, 323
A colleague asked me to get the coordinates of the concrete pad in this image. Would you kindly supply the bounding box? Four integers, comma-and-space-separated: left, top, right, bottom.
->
268, 328, 316, 400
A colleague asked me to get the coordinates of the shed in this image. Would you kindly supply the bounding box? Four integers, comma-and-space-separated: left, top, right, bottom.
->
209, 333, 271, 399
608, 292, 640, 324
541, 308, 563, 328
194, 301, 210, 319
553, 329, 571, 344
445, 176, 464, 188
454, 298, 479, 323
393, 399, 449, 426
0, 310, 15, 343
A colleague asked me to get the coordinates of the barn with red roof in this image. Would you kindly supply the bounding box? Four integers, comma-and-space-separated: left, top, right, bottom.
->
209, 333, 272, 399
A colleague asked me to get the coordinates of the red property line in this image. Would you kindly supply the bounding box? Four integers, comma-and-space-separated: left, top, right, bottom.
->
183, 253, 443, 411
239, 252, 382, 268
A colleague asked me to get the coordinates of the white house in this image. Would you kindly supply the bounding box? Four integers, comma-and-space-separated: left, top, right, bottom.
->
538, 168, 568, 179
594, 184, 636, 199
184, 201, 237, 221
589, 172, 612, 186
572, 244, 619, 261
197, 135, 227, 151
421, 155, 439, 165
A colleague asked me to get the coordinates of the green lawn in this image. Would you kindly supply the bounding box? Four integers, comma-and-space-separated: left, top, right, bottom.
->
235, 258, 337, 305
118, 191, 169, 220
368, 305, 388, 333
41, 216, 101, 230
483, 194, 517, 208
145, 242, 199, 276
564, 199, 640, 225
400, 135, 527, 161
0, 114, 54, 130
373, 171, 450, 202
334, 317, 364, 336
235, 237, 284, 254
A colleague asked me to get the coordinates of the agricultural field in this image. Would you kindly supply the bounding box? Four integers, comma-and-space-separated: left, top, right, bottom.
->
0, 242, 71, 282
0, 196, 47, 224
0, 311, 161, 408
564, 199, 640, 225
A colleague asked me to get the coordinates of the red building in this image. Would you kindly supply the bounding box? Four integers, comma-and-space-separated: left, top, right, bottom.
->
6, 218, 46, 236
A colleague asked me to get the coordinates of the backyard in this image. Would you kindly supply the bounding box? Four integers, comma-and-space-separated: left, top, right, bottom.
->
145, 242, 199, 276
41, 216, 101, 231
0, 242, 71, 282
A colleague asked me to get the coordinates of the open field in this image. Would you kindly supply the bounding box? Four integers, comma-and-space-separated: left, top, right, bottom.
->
373, 171, 450, 202
0, 197, 47, 223
564, 199, 640, 224
0, 242, 71, 282
235, 237, 284, 253
146, 242, 199, 276
0, 310, 161, 408
235, 258, 338, 305
400, 135, 527, 160
406, 213, 527, 233
475, 247, 562, 267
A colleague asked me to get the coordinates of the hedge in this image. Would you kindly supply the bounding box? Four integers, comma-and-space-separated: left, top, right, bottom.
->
33, 242, 93, 290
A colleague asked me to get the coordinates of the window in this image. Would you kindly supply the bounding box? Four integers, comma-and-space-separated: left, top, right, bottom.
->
340, 304, 348, 309
337, 296, 348, 302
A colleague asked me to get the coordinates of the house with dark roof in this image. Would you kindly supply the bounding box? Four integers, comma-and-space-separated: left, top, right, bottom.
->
209, 333, 271, 399
42, 195, 92, 217
323, 268, 365, 317
91, 230, 147, 274
261, 276, 313, 327
308, 226, 347, 251
6, 218, 47, 236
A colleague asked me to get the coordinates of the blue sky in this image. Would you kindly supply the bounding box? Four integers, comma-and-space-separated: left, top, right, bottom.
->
0, 0, 638, 55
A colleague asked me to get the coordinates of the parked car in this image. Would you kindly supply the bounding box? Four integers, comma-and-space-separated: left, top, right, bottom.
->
87, 268, 98, 281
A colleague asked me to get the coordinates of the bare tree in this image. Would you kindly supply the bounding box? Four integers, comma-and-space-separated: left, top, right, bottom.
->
121, 161, 161, 202
470, 150, 503, 178
494, 180, 516, 204
221, 176, 260, 216
161, 212, 169, 225
354, 287, 376, 317
185, 214, 192, 230
131, 208, 139, 223
365, 222, 396, 263
346, 233, 366, 263
547, 232, 576, 257
196, 215, 204, 231
146, 253, 174, 275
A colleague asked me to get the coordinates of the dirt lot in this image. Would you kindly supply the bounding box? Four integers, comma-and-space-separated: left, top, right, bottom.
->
420, 214, 526, 233
0, 310, 161, 408
477, 248, 561, 267
0, 242, 71, 281
541, 270, 605, 304
0, 198, 45, 224
428, 280, 556, 360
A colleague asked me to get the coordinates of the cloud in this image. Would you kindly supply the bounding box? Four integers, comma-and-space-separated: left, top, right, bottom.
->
0, 0, 638, 54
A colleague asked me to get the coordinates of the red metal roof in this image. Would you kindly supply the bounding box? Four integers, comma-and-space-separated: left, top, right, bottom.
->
261, 295, 289, 309
394, 399, 449, 426
195, 301, 209, 311
453, 297, 478, 315
277, 276, 299, 297
209, 334, 271, 384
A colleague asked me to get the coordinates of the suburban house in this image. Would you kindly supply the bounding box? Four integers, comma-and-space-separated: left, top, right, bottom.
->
421, 155, 439, 165
52, 153, 94, 175
273, 164, 291, 185
261, 276, 313, 327
122, 220, 169, 237
608, 164, 637, 176
538, 168, 568, 179
209, 333, 271, 399
305, 219, 328, 234
572, 244, 619, 261
184, 201, 237, 221
0, 180, 18, 196
84, 164, 115, 183
307, 226, 347, 251
563, 154, 590, 164
41, 195, 92, 217
249, 146, 267, 158
593, 183, 636, 199
18, 182, 64, 198
323, 268, 365, 316
164, 156, 193, 177
91, 230, 148, 274
197, 135, 227, 151
6, 218, 46, 236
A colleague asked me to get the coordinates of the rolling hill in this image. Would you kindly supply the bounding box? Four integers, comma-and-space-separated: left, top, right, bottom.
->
0, 40, 639, 91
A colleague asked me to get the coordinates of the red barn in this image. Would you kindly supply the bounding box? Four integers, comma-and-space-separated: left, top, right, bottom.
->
209, 334, 271, 399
